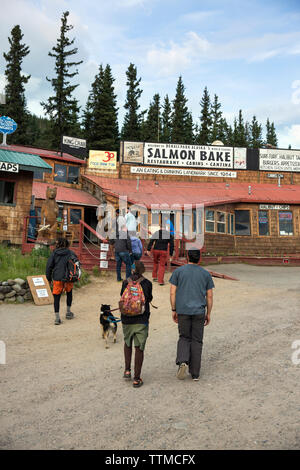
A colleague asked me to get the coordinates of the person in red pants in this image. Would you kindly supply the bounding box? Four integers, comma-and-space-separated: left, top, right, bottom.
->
146, 225, 174, 285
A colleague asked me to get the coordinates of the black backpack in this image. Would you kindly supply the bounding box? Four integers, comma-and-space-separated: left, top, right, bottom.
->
62, 253, 82, 282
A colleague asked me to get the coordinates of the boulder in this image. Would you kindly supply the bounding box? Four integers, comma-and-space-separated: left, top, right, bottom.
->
5, 297, 16, 303
12, 284, 22, 292
17, 296, 25, 303
0, 286, 12, 294
18, 289, 27, 296
0, 293, 4, 300
7, 280, 15, 286
1, 281, 8, 286
24, 292, 33, 301
14, 278, 26, 286
5, 290, 17, 298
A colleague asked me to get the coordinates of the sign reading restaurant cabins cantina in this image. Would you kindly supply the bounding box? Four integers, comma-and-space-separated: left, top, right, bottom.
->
144, 143, 234, 169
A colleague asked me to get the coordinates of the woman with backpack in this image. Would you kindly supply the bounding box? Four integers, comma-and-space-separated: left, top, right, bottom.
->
46, 237, 78, 325
120, 260, 153, 388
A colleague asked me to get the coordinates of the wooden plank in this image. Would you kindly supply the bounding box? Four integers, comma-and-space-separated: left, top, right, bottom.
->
27, 275, 53, 306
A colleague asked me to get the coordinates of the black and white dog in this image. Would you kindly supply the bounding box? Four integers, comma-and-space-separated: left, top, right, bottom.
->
100, 304, 118, 349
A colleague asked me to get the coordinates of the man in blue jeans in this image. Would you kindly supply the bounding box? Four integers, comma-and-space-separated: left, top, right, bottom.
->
112, 225, 132, 281
169, 249, 214, 381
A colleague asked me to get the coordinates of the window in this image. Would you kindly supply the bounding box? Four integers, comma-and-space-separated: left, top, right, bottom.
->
70, 208, 82, 225
54, 164, 67, 182
33, 168, 45, 180
258, 211, 269, 236
279, 211, 293, 236
235, 210, 251, 235
151, 212, 160, 225
217, 212, 226, 233
67, 166, 79, 184
0, 180, 15, 204
205, 210, 215, 233
230, 214, 234, 235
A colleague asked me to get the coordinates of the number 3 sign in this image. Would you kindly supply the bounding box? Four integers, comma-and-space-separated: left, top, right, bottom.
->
89, 150, 117, 169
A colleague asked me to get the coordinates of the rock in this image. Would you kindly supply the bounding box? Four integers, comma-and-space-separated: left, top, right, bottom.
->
14, 278, 26, 286
0, 293, 4, 300
17, 296, 25, 303
7, 280, 15, 286
12, 284, 22, 292
24, 292, 33, 301
18, 289, 27, 296
2, 281, 8, 286
5, 290, 17, 298
5, 297, 16, 303
0, 286, 12, 294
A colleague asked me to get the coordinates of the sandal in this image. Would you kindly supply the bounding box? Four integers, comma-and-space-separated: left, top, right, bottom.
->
123, 370, 131, 379
133, 378, 143, 388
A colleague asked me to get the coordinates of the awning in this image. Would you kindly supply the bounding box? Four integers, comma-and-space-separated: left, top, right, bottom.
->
0, 148, 52, 173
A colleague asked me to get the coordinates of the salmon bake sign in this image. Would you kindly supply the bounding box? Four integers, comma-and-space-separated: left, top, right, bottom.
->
144, 142, 234, 169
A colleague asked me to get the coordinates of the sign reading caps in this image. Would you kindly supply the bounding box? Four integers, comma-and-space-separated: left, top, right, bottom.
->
61, 135, 87, 159
89, 150, 117, 170
144, 143, 234, 169
0, 161, 19, 172
259, 149, 300, 172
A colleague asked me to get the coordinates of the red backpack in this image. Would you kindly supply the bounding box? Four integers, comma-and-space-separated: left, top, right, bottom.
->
119, 277, 145, 316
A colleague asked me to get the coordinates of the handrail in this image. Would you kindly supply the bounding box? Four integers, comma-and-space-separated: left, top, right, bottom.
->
79, 219, 108, 243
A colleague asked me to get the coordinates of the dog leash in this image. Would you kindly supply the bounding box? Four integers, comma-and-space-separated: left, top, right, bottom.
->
107, 314, 122, 323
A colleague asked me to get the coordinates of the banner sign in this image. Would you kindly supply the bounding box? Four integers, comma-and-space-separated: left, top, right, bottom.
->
144, 143, 234, 169
0, 116, 17, 135
259, 149, 300, 172
61, 135, 87, 159
131, 166, 237, 178
234, 148, 247, 169
259, 204, 290, 210
122, 141, 144, 163
0, 161, 19, 172
89, 150, 117, 170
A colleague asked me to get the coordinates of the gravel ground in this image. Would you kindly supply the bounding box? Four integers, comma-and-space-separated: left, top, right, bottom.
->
0, 264, 299, 450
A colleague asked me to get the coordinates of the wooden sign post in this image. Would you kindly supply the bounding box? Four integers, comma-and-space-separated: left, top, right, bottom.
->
27, 275, 53, 306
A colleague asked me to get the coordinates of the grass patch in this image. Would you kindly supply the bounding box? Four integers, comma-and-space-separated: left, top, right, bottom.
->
0, 245, 89, 287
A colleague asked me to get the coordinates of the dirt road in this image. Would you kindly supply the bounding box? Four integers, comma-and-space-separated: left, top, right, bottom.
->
0, 265, 299, 450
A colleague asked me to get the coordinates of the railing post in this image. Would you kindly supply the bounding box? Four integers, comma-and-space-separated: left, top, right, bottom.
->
79, 220, 83, 262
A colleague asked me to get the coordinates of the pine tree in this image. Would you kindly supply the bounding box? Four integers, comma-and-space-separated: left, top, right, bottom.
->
185, 111, 194, 143
210, 94, 222, 143
197, 87, 212, 145
250, 115, 263, 148
84, 64, 119, 151
142, 93, 161, 142
171, 76, 189, 143
161, 95, 172, 143
235, 110, 247, 147
1, 25, 30, 144
266, 119, 278, 147
245, 121, 251, 147
121, 63, 143, 141
41, 11, 83, 149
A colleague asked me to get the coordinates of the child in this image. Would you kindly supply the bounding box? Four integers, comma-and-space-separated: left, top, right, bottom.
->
46, 237, 76, 325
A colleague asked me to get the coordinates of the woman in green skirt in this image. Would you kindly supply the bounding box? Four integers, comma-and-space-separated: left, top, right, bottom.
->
120, 261, 153, 388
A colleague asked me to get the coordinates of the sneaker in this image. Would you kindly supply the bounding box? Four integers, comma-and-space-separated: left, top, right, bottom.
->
55, 318, 62, 325
117, 279, 123, 282
176, 363, 188, 380
192, 376, 199, 382
153, 278, 158, 282
66, 312, 74, 320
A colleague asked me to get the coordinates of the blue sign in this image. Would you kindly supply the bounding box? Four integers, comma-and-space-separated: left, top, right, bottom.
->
0, 116, 17, 135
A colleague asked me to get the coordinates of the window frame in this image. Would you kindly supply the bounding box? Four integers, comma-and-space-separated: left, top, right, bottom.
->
205, 209, 215, 233
278, 210, 294, 236
216, 211, 226, 234
0, 178, 17, 206
234, 209, 251, 236
258, 210, 270, 237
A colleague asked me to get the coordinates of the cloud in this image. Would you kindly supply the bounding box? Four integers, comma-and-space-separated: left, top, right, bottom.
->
278, 125, 300, 149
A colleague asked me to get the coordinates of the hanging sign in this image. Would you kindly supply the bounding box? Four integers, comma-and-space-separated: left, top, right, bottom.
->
0, 116, 17, 135
61, 135, 87, 159
144, 143, 234, 169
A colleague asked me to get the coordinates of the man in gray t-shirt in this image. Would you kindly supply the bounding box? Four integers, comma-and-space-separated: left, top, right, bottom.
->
169, 249, 214, 381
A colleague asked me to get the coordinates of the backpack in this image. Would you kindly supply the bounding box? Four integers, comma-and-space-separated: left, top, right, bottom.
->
119, 277, 145, 316
131, 237, 142, 255
62, 253, 82, 283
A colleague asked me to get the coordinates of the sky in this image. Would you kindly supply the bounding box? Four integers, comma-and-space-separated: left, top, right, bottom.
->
1, 0, 300, 148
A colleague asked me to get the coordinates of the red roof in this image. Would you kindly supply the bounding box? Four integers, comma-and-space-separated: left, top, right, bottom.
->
1, 144, 85, 165
33, 182, 100, 207
83, 175, 300, 207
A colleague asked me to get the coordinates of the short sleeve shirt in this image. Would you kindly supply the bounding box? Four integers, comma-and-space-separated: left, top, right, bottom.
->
169, 264, 214, 315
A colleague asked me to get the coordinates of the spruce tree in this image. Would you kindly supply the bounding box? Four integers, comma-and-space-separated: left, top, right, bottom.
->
250, 115, 263, 148
171, 76, 189, 143
266, 119, 278, 147
142, 93, 161, 142
41, 11, 83, 149
1, 25, 30, 144
121, 63, 143, 141
210, 94, 222, 143
85, 64, 119, 151
161, 94, 172, 143
235, 110, 247, 147
185, 111, 195, 143
197, 87, 212, 145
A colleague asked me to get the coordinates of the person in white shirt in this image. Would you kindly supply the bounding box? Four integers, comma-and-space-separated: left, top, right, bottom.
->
125, 207, 137, 234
